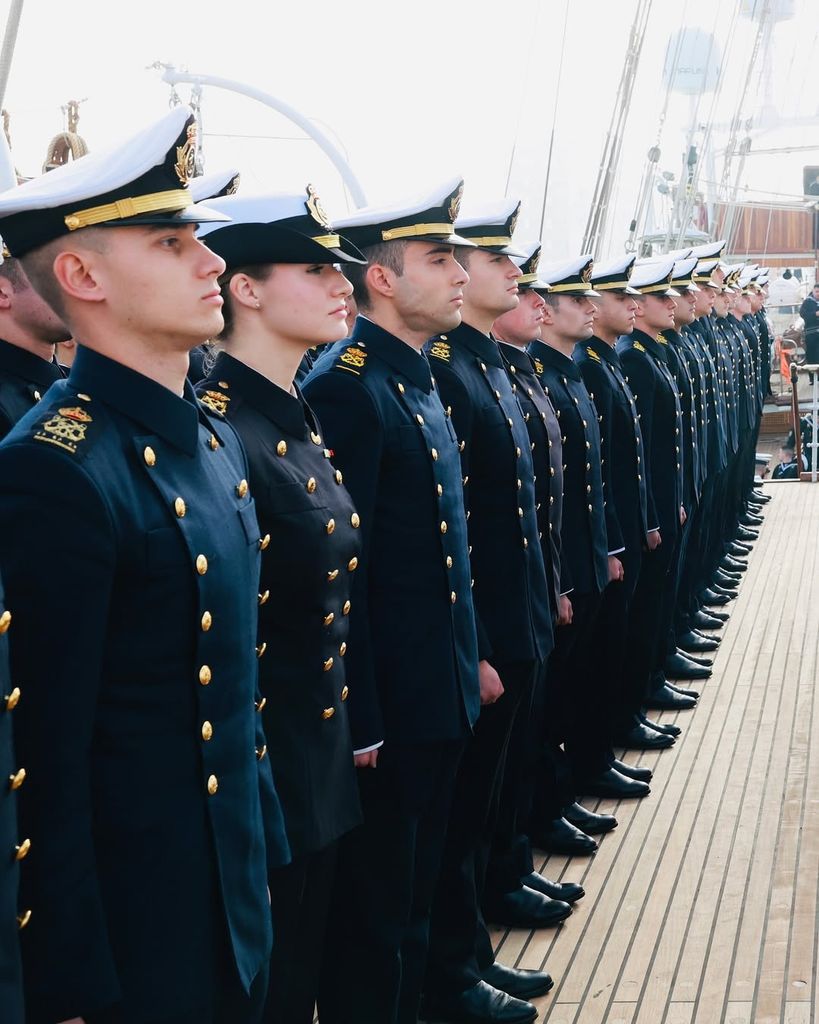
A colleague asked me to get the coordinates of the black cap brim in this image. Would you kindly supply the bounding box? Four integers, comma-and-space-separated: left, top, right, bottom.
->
201, 224, 367, 270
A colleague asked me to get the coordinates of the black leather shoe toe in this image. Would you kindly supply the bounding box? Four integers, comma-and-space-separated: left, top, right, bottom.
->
729, 541, 752, 555
483, 885, 572, 929
721, 556, 747, 573
667, 681, 699, 698
530, 816, 598, 856
736, 527, 758, 541
677, 630, 720, 653
711, 583, 738, 599
613, 720, 675, 749
692, 609, 724, 630
714, 568, 742, 585
421, 980, 538, 1023
664, 652, 711, 680
645, 681, 698, 710
640, 712, 681, 737
692, 627, 720, 642
521, 871, 585, 904
702, 587, 731, 606
698, 604, 729, 621
581, 767, 650, 799
482, 962, 554, 1001
563, 800, 618, 833
679, 650, 712, 668
610, 756, 652, 781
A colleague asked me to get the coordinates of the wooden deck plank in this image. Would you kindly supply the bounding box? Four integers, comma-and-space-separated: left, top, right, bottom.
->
479, 483, 819, 1024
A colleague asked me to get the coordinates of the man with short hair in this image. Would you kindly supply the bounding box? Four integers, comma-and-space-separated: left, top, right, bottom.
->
0, 106, 288, 1024
0, 255, 71, 438
423, 201, 555, 1024
302, 179, 482, 1024
799, 283, 819, 380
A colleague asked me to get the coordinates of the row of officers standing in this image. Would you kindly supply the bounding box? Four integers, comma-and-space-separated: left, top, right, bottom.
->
0, 106, 771, 1024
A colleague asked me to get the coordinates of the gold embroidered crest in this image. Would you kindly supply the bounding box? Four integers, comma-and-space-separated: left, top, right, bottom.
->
306, 183, 332, 229
200, 390, 230, 416
448, 183, 464, 224
633, 340, 646, 352
340, 346, 367, 368
174, 125, 197, 186
656, 333, 668, 345
528, 250, 540, 276
429, 340, 451, 363
508, 203, 521, 236
34, 406, 92, 454
587, 347, 601, 362
533, 357, 545, 376
581, 260, 593, 284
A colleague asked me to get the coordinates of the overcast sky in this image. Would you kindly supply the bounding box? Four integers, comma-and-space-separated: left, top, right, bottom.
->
1, 0, 816, 260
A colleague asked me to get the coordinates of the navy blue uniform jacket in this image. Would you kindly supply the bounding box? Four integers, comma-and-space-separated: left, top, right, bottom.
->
0, 338, 63, 440
574, 337, 648, 553
617, 329, 684, 538
303, 318, 480, 752
528, 340, 609, 596
428, 324, 552, 665
0, 347, 288, 1024
197, 353, 362, 858
0, 575, 23, 1024
498, 342, 566, 618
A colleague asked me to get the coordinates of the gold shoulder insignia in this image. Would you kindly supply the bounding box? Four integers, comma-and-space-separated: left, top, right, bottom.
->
336, 345, 368, 375
534, 357, 545, 376
200, 390, 230, 416
34, 406, 92, 454
633, 340, 646, 353
587, 347, 602, 362
429, 340, 451, 362
656, 333, 668, 345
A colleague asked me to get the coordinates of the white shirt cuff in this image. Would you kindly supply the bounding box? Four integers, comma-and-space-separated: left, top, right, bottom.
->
608, 547, 626, 555
353, 741, 384, 756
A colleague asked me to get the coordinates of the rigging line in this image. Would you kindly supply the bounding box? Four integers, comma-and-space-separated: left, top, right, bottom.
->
538, 0, 569, 240
505, 0, 542, 196
672, 0, 742, 245
581, 0, 653, 255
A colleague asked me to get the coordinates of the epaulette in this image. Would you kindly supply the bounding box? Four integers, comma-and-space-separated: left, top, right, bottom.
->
428, 339, 452, 363
633, 340, 646, 353
33, 403, 93, 455
334, 344, 368, 376
533, 357, 545, 376
199, 389, 230, 417
587, 347, 602, 362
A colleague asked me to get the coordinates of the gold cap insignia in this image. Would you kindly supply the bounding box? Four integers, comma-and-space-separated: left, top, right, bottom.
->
508, 203, 521, 236
306, 183, 332, 230
529, 250, 540, 276
581, 260, 594, 284
174, 124, 197, 186
448, 183, 464, 224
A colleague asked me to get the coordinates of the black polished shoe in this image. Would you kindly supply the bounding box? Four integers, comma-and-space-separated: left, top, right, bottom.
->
421, 980, 538, 1024
679, 651, 712, 669
613, 719, 675, 749
702, 587, 731, 606
530, 816, 598, 856
581, 766, 650, 799
664, 652, 712, 679
698, 604, 729, 622
740, 513, 763, 527
640, 712, 681, 737
645, 681, 697, 710
714, 568, 742, 585
667, 680, 700, 698
677, 630, 720, 653
482, 962, 554, 1001
692, 609, 725, 630
692, 627, 720, 642
736, 526, 758, 541
710, 583, 738, 599
728, 541, 752, 556
611, 756, 653, 782
521, 871, 585, 904
563, 800, 618, 834
721, 555, 747, 573
483, 885, 572, 929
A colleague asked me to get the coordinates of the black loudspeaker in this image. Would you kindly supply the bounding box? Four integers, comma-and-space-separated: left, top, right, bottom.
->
803, 166, 819, 196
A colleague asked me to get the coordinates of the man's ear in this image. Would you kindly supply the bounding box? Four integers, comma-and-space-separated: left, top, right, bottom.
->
0, 275, 13, 311
52, 249, 106, 305
365, 263, 396, 301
